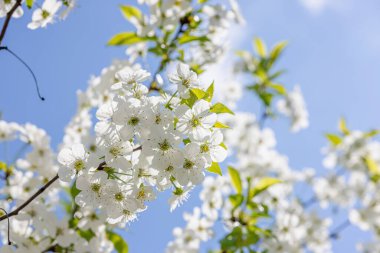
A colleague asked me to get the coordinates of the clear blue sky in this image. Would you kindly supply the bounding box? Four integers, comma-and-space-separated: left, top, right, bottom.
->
1, 0, 380, 252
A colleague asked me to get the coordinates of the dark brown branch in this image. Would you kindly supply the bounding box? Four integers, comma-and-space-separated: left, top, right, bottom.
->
0, 174, 59, 222
0, 0, 22, 46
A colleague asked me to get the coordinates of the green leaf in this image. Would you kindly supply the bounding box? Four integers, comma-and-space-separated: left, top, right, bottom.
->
269, 83, 286, 95
220, 142, 227, 150
207, 162, 222, 176
269, 41, 287, 66
78, 229, 96, 241
190, 88, 206, 99
179, 35, 209, 45
365, 129, 380, 138
250, 178, 281, 197
0, 161, 6, 171
70, 180, 81, 199
107, 32, 146, 46
229, 194, 244, 209
364, 156, 380, 176
120, 5, 142, 20
210, 103, 234, 115
228, 166, 242, 194
325, 133, 342, 146
253, 37, 267, 57
26, 0, 34, 9
338, 117, 350, 135
213, 121, 230, 129
106, 231, 129, 253
204, 82, 214, 102
183, 138, 191, 145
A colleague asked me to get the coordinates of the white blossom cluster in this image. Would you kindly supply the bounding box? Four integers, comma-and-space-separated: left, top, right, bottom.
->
0, 121, 114, 253
277, 85, 309, 132
166, 112, 333, 253
124, 0, 244, 68
0, 0, 76, 30
313, 129, 380, 252
57, 62, 228, 226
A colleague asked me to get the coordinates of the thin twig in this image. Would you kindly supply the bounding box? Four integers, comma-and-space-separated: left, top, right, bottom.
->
0, 208, 11, 245
0, 0, 22, 46
0, 174, 59, 222
329, 219, 350, 239
1, 46, 45, 101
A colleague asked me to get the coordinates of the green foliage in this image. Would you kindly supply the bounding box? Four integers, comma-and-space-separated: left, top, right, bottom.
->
325, 133, 342, 146
213, 121, 230, 129
228, 166, 242, 194
207, 162, 222, 176
120, 5, 142, 21
239, 37, 289, 116
178, 35, 209, 45
364, 156, 380, 182
249, 177, 282, 198
106, 231, 129, 253
338, 117, 350, 135
26, 0, 34, 9
210, 103, 234, 115
107, 32, 147, 46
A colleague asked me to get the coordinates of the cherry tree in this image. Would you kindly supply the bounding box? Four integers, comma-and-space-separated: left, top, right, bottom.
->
0, 1, 379, 253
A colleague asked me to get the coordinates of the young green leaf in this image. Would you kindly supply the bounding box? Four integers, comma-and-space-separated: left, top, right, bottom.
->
250, 177, 281, 198
106, 231, 129, 253
204, 82, 214, 102
228, 166, 242, 194
210, 103, 234, 115
207, 162, 222, 176
364, 156, 380, 177
179, 35, 209, 45
120, 5, 142, 20
107, 32, 146, 46
338, 117, 350, 135
253, 37, 267, 57
325, 133, 342, 146
190, 88, 206, 99
26, 0, 34, 9
213, 121, 230, 129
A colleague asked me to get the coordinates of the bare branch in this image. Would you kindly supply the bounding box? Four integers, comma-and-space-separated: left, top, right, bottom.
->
0, 174, 59, 222
0, 0, 22, 46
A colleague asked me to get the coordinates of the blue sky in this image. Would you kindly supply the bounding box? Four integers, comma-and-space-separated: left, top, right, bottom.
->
1, 0, 380, 252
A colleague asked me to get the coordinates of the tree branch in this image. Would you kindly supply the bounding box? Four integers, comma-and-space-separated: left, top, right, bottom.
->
0, 174, 59, 222
0, 0, 22, 46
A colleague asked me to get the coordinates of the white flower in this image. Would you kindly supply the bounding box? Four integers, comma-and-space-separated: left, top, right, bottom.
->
176, 100, 217, 141
57, 143, 89, 182
173, 143, 206, 186
27, 0, 62, 30
277, 85, 309, 132
112, 67, 150, 90
197, 130, 227, 166
75, 171, 109, 208
168, 63, 200, 98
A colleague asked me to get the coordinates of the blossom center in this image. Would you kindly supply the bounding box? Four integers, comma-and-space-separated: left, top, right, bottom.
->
42, 10, 50, 19
200, 144, 209, 153
74, 159, 85, 171
91, 183, 101, 193
109, 146, 121, 157
115, 192, 124, 202
183, 159, 194, 170
158, 139, 171, 151
128, 116, 140, 126
191, 117, 201, 127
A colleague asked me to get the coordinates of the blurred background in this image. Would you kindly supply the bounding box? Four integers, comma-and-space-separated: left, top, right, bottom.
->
1, 0, 380, 252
